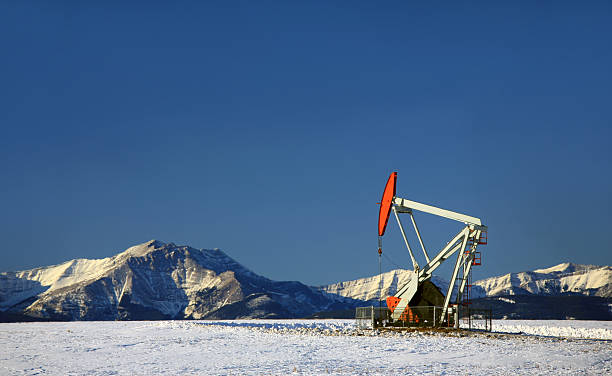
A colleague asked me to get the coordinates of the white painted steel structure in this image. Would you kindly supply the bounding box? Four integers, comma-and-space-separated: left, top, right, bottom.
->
389, 196, 487, 327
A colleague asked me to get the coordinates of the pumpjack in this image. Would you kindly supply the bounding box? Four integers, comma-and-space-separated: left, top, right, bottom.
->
377, 172, 487, 326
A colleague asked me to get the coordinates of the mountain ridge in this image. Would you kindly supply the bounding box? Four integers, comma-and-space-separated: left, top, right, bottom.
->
0, 240, 356, 321
318, 262, 611, 302
471, 262, 611, 298
1, 240, 610, 321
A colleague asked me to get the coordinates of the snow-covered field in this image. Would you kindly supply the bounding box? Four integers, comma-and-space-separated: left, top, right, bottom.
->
493, 319, 612, 340
1, 320, 610, 375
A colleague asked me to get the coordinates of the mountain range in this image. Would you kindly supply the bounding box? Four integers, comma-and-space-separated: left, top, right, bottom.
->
0, 240, 355, 321
321, 262, 611, 300
1, 240, 610, 321
471, 262, 611, 298
320, 262, 611, 320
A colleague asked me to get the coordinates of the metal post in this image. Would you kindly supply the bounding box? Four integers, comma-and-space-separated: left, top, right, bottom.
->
409, 212, 430, 263
392, 207, 419, 270
371, 306, 374, 329
378, 236, 383, 320
442, 227, 469, 320
432, 306, 436, 326
454, 307, 459, 329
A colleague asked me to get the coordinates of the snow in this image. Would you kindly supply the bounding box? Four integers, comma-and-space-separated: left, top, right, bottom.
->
0, 257, 116, 309
3, 240, 309, 320
533, 262, 595, 274
492, 319, 612, 340
319, 264, 612, 303
319, 269, 448, 302
472, 263, 611, 298
0, 242, 148, 310
1, 320, 610, 375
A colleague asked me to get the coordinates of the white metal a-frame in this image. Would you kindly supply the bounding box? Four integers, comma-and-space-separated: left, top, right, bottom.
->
388, 196, 487, 326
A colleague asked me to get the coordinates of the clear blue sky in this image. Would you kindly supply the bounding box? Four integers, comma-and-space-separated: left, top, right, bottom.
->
1, 1, 611, 285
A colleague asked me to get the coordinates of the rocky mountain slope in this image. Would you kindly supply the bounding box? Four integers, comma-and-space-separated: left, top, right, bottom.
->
318, 269, 448, 304
317, 263, 612, 320
318, 263, 611, 301
471, 263, 611, 298
2, 240, 610, 322
0, 240, 356, 321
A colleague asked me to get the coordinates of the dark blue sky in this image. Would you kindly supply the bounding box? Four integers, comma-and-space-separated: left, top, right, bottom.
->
1, 1, 611, 285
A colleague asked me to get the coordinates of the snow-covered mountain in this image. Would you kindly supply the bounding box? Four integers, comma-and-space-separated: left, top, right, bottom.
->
2, 240, 610, 322
318, 263, 611, 302
471, 263, 611, 298
318, 269, 448, 304
0, 240, 356, 321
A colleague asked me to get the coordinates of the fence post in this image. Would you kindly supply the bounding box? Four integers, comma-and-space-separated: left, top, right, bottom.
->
371, 306, 375, 329
433, 306, 436, 327
454, 306, 459, 329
